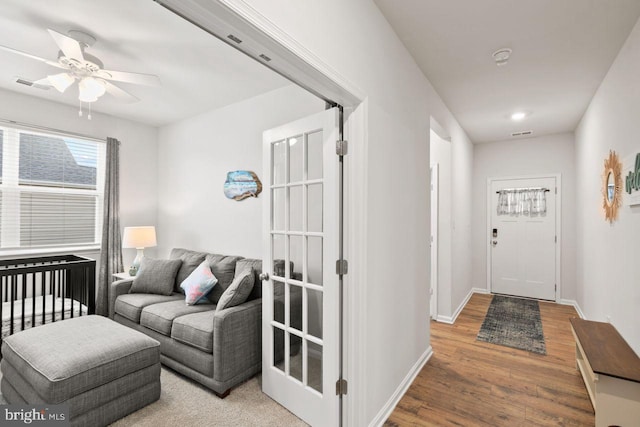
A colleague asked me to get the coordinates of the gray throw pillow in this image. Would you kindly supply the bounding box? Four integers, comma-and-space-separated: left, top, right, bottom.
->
216, 267, 254, 311
130, 257, 183, 296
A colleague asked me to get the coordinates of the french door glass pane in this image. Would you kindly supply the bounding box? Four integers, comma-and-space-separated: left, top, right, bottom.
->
273, 326, 285, 372
273, 141, 286, 185
289, 186, 303, 232
273, 188, 285, 231
307, 341, 323, 393
273, 280, 285, 324
289, 235, 303, 280
289, 135, 303, 183
290, 284, 303, 332
307, 130, 323, 181
308, 184, 323, 232
272, 235, 285, 275
289, 334, 303, 382
307, 236, 323, 286
307, 288, 323, 339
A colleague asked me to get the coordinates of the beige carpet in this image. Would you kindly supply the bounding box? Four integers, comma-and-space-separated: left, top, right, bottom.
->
0, 368, 307, 427
111, 368, 307, 427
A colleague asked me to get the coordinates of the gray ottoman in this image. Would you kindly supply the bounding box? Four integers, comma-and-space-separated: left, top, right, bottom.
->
1, 315, 161, 426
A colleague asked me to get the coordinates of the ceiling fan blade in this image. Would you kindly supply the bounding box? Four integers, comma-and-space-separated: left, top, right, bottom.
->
0, 44, 65, 69
32, 77, 52, 87
48, 29, 84, 61
98, 69, 161, 87
104, 81, 139, 103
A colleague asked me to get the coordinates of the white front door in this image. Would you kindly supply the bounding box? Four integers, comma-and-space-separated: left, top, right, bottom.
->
490, 177, 557, 301
262, 108, 339, 427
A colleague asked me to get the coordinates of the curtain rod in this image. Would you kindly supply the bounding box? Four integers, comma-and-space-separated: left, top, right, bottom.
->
0, 118, 105, 143
496, 187, 550, 194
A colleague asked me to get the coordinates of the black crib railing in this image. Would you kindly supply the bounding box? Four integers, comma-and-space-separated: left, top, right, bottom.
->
0, 255, 95, 344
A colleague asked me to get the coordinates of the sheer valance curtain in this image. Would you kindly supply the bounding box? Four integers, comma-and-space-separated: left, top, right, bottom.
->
497, 188, 547, 216
96, 137, 123, 316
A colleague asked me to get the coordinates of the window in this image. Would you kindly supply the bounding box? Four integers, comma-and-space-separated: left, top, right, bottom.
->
0, 125, 105, 251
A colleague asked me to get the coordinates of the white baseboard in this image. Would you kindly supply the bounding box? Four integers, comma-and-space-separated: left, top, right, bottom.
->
436, 287, 488, 324
559, 299, 585, 319
369, 346, 434, 427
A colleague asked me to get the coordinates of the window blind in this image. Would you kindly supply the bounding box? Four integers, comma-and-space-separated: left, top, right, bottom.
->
0, 125, 105, 250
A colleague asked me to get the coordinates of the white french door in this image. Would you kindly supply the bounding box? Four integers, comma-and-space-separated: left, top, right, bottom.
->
490, 177, 557, 301
262, 108, 340, 426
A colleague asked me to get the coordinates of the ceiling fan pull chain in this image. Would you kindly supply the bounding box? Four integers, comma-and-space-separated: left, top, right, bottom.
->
78, 101, 83, 117
88, 103, 92, 121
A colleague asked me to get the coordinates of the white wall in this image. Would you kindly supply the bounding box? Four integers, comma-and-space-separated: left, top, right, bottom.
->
224, 1, 474, 424
156, 84, 323, 259
0, 88, 159, 268
575, 17, 640, 352
472, 133, 577, 301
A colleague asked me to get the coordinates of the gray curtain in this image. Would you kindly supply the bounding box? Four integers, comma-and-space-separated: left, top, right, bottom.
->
96, 137, 123, 316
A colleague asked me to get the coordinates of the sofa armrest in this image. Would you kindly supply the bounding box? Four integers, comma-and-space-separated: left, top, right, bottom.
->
213, 298, 262, 384
109, 279, 133, 319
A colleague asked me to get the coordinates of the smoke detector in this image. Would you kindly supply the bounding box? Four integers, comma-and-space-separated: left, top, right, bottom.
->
493, 48, 512, 66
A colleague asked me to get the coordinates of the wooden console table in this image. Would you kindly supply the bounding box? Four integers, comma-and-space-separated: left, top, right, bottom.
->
570, 318, 640, 427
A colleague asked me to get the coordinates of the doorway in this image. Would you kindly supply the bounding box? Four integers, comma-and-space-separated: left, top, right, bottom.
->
153, 1, 364, 425
430, 164, 438, 319
488, 175, 560, 301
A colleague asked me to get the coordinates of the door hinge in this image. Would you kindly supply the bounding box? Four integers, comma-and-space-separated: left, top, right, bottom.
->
336, 140, 348, 156
336, 378, 348, 396
336, 259, 349, 275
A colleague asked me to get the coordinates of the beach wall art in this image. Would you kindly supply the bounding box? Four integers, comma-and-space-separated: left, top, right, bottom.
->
224, 170, 263, 201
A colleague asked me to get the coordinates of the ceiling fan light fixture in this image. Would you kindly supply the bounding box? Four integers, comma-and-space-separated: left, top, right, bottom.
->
78, 77, 106, 102
47, 73, 74, 93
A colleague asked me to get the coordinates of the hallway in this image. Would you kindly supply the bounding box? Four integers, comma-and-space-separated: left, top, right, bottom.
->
386, 294, 594, 426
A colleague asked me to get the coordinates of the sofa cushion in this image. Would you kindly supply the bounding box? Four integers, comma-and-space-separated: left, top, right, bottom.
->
217, 266, 255, 311
171, 310, 216, 352
205, 254, 243, 303
170, 248, 207, 293
235, 259, 262, 300
130, 257, 183, 295
115, 293, 183, 323
140, 300, 214, 336
180, 260, 218, 305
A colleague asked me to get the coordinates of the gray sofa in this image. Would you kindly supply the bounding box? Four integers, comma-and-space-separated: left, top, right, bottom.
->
108, 248, 263, 398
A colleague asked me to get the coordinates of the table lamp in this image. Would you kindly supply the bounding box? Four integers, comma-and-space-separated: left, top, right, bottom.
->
122, 226, 157, 276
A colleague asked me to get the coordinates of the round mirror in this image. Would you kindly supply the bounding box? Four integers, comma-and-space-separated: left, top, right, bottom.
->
602, 150, 622, 223
606, 170, 615, 205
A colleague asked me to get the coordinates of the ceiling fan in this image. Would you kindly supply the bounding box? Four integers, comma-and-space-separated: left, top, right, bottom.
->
0, 28, 161, 112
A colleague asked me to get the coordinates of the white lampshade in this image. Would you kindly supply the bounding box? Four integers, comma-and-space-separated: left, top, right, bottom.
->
79, 77, 107, 103
122, 226, 157, 249
47, 73, 75, 93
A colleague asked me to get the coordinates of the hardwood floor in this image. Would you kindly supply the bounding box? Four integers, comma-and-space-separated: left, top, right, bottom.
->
384, 293, 595, 426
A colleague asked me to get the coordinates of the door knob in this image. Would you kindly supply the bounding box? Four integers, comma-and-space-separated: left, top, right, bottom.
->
259, 272, 270, 281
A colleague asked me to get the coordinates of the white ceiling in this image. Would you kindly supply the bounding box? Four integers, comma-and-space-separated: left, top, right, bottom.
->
374, 0, 640, 143
0, 0, 289, 127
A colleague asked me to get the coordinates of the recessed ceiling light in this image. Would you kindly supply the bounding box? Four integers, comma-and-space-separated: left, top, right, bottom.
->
492, 48, 512, 66
511, 111, 527, 121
